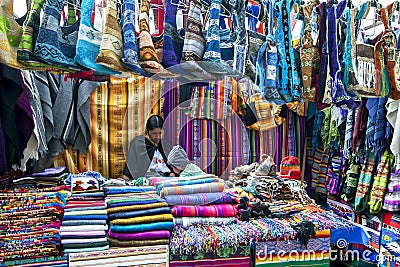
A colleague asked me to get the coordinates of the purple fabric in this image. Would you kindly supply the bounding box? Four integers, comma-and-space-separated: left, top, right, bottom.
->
326, 1, 359, 110
31, 166, 67, 176
16, 74, 34, 156
107, 229, 171, 240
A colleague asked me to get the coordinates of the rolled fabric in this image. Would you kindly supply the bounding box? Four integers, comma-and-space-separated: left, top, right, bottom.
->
60, 225, 108, 232
110, 222, 174, 233
164, 192, 232, 206
62, 241, 109, 249
107, 202, 168, 214
64, 210, 108, 216
171, 204, 238, 217
108, 207, 171, 220
156, 178, 223, 194
62, 220, 107, 226
107, 199, 164, 208
107, 229, 171, 240
111, 214, 173, 225
105, 186, 156, 195
62, 215, 108, 221
107, 237, 169, 247
159, 182, 225, 197
152, 174, 217, 187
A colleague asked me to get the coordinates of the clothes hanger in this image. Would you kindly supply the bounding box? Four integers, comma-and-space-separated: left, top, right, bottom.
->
170, 0, 188, 9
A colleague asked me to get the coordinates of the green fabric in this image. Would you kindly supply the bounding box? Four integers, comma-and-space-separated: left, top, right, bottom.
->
180, 163, 205, 177
62, 241, 109, 249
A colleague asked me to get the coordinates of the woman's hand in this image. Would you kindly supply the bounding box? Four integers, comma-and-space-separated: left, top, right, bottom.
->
169, 172, 176, 177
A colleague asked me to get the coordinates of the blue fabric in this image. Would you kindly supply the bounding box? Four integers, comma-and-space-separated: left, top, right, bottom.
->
63, 215, 108, 220
74, 0, 119, 74
105, 186, 155, 195
161, 0, 185, 68
331, 225, 369, 246
110, 221, 174, 233
120, 0, 150, 76
107, 199, 163, 208
34, 0, 83, 70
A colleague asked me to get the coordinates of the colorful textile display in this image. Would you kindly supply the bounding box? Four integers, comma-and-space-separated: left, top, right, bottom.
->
171, 204, 238, 217
159, 183, 225, 197
0, 190, 67, 264
106, 188, 172, 247
165, 192, 233, 206
60, 190, 109, 253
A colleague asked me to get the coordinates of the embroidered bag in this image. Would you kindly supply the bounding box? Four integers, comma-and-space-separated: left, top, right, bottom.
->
299, 0, 320, 101
95, 0, 127, 72
120, 0, 151, 76
161, 0, 185, 68
75, 0, 119, 75
375, 2, 400, 99
202, 0, 235, 74
347, 2, 381, 97
18, 0, 53, 69
138, 0, 170, 75
0, 0, 24, 68
244, 2, 266, 81
181, 0, 206, 61
34, 0, 83, 70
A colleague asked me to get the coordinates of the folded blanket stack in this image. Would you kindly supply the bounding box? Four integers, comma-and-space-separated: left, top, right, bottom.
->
61, 190, 108, 253
0, 190, 68, 266
12, 167, 69, 189
156, 176, 237, 218
105, 186, 173, 247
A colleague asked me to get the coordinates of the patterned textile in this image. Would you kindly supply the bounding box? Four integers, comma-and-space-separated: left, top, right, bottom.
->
107, 230, 171, 240
108, 207, 171, 220
384, 170, 400, 212
171, 204, 238, 217
107, 201, 168, 214
173, 217, 236, 226
138, 0, 165, 74
111, 214, 173, 225
165, 192, 232, 206
75, 0, 119, 75
95, 0, 127, 72
181, 0, 205, 61
105, 186, 156, 195
17, 0, 53, 69
369, 150, 395, 214
157, 178, 223, 194
34, 0, 82, 70
0, 0, 23, 69
68, 245, 169, 267
109, 221, 175, 233
0, 191, 67, 261
354, 150, 376, 212
159, 182, 225, 197
120, 0, 149, 76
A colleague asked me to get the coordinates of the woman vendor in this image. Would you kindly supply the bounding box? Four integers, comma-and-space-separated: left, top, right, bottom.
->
123, 115, 174, 179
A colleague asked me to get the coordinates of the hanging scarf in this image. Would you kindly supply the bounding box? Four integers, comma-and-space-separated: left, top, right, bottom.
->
352, 98, 368, 149
365, 98, 379, 150
312, 110, 324, 152
343, 109, 355, 159
374, 97, 389, 156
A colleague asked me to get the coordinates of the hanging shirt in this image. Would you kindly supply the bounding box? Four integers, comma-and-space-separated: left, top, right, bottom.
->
148, 149, 171, 173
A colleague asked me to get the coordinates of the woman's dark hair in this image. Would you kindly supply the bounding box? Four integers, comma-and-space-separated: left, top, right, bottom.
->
146, 115, 164, 132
